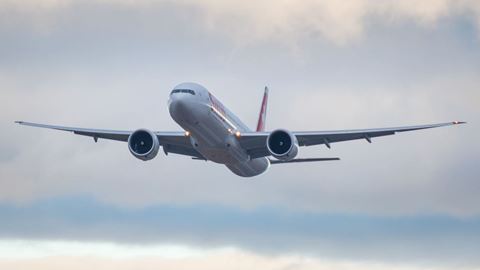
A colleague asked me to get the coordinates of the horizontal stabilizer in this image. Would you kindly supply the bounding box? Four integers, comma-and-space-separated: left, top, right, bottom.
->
269, 157, 340, 164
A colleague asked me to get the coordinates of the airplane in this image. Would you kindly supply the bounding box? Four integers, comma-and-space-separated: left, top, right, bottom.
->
15, 82, 465, 177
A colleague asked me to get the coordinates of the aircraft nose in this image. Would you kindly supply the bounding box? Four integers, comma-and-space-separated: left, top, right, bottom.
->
168, 94, 188, 118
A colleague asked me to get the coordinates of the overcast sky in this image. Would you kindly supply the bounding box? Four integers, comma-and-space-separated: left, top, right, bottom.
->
1, 0, 479, 269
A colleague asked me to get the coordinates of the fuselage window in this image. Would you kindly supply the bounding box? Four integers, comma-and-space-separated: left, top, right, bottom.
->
170, 89, 195, 95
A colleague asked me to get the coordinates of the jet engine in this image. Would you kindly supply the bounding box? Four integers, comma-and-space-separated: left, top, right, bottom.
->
266, 129, 299, 161
128, 129, 160, 161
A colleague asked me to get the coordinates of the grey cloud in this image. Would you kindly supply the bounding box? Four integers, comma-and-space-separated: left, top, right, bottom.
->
0, 2, 479, 268
0, 198, 480, 266
3, 0, 480, 45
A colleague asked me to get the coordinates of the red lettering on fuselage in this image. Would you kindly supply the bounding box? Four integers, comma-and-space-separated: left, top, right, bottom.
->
208, 92, 227, 117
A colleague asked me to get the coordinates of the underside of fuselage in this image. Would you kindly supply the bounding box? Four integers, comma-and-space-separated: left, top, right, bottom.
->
168, 82, 270, 177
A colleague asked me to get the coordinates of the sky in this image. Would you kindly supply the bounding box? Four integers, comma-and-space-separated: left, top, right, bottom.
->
0, 0, 479, 269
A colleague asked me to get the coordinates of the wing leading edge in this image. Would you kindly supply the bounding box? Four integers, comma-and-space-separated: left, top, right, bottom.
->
238, 121, 466, 159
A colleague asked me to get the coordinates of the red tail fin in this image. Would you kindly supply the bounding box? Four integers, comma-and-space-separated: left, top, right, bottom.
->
256, 87, 269, 132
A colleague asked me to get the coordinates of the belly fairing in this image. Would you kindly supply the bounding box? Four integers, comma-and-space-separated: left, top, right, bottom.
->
225, 158, 270, 177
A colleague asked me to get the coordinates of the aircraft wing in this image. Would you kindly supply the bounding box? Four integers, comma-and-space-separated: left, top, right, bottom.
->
14, 121, 202, 158
239, 121, 466, 159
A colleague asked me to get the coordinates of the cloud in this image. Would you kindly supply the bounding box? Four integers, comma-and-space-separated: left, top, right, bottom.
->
0, 197, 479, 266
0, 241, 465, 270
0, 0, 479, 216
0, 1, 479, 268
2, 0, 480, 45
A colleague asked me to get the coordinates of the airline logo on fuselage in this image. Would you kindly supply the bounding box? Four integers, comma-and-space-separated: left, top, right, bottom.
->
208, 92, 238, 131
208, 92, 227, 117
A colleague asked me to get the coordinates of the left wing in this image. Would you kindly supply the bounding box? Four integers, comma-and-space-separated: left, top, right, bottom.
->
14, 121, 201, 158
238, 121, 466, 159
15, 121, 133, 141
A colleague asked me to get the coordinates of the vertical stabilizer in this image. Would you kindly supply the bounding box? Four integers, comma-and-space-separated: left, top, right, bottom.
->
256, 86, 269, 132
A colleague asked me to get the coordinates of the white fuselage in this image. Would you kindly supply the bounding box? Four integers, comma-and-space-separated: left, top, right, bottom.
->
168, 83, 270, 177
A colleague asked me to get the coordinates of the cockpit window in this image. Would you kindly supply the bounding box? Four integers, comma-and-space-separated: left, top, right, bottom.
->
170, 89, 195, 95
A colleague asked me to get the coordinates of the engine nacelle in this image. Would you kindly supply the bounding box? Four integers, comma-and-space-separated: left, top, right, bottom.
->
128, 129, 160, 161
266, 129, 299, 161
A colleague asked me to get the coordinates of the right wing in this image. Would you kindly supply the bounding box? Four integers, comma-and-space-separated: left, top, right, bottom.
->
15, 121, 203, 158
238, 121, 466, 159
